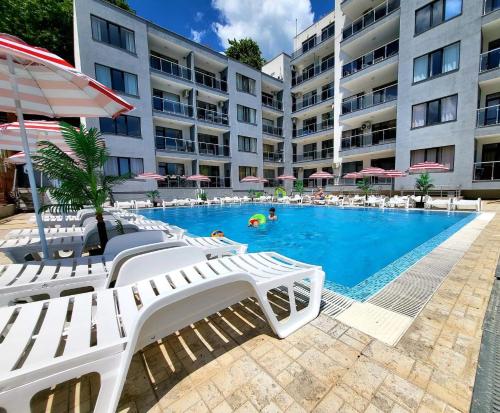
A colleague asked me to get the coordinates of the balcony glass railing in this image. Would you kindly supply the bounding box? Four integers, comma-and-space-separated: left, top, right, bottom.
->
262, 124, 283, 137
292, 55, 335, 87
484, 0, 500, 14
158, 176, 230, 188
262, 95, 283, 111
196, 107, 229, 126
198, 142, 230, 157
342, 39, 399, 78
342, 0, 400, 41
473, 161, 500, 181
294, 148, 334, 162
341, 84, 397, 115
195, 70, 228, 93
155, 136, 195, 152
152, 97, 193, 117
477, 104, 500, 127
340, 127, 396, 151
263, 152, 284, 162
291, 28, 335, 60
293, 118, 334, 138
293, 86, 334, 112
150, 54, 191, 81
480, 47, 500, 72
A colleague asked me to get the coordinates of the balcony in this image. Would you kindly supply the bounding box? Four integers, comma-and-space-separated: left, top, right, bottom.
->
263, 179, 280, 188
342, 39, 399, 78
292, 55, 334, 87
196, 107, 229, 126
480, 47, 500, 73
340, 127, 396, 152
477, 104, 500, 127
198, 142, 230, 157
155, 136, 195, 153
291, 26, 335, 60
152, 97, 193, 118
293, 86, 334, 112
158, 176, 230, 188
473, 161, 500, 181
262, 124, 283, 137
263, 152, 284, 163
293, 118, 333, 138
294, 148, 334, 163
342, 0, 400, 41
262, 95, 283, 111
341, 84, 397, 115
150, 54, 191, 82
195, 70, 228, 93
484, 0, 500, 14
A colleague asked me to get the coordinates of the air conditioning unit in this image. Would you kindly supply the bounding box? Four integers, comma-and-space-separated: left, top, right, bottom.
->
361, 122, 372, 130
182, 89, 190, 98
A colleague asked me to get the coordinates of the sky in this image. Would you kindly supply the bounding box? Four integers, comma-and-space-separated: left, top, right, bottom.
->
127, 0, 334, 59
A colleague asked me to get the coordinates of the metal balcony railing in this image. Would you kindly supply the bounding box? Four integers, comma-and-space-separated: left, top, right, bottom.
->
263, 152, 284, 162
342, 0, 400, 41
291, 26, 335, 60
294, 148, 334, 162
293, 118, 334, 138
198, 142, 230, 157
342, 39, 399, 78
195, 70, 228, 93
262, 124, 283, 137
292, 55, 335, 87
262, 95, 283, 111
155, 136, 195, 153
473, 161, 500, 181
480, 47, 500, 73
341, 84, 397, 115
340, 127, 396, 151
152, 97, 193, 117
477, 104, 500, 127
293, 86, 334, 112
150, 54, 191, 81
196, 107, 229, 126
484, 0, 500, 14
158, 176, 231, 188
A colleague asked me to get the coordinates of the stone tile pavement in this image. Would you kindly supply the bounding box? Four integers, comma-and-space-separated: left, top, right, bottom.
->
1, 206, 499, 412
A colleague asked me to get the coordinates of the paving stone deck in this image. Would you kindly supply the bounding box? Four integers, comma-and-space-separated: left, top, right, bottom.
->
1, 205, 498, 413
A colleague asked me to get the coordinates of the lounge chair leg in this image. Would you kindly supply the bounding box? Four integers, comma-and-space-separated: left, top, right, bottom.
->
93, 354, 126, 413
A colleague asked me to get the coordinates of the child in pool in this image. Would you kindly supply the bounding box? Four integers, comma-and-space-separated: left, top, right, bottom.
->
248, 218, 260, 227
268, 207, 277, 221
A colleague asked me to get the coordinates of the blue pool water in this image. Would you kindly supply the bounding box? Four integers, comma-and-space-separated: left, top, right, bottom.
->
137, 205, 474, 299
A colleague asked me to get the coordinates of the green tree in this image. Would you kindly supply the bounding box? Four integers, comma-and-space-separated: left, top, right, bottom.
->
415, 172, 434, 203
226, 38, 266, 70
33, 123, 129, 250
294, 180, 304, 195
356, 177, 372, 200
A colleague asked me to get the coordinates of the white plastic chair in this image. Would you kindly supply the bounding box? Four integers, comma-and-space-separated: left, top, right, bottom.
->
453, 198, 481, 211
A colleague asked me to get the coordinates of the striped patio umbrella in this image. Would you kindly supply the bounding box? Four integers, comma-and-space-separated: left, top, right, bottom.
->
277, 175, 297, 181
359, 167, 387, 176
6, 150, 75, 165
186, 174, 210, 182
259, 178, 269, 183
240, 176, 261, 183
0, 121, 71, 152
309, 171, 334, 179
383, 170, 407, 178
343, 172, 363, 179
0, 33, 134, 257
135, 172, 165, 181
408, 162, 449, 174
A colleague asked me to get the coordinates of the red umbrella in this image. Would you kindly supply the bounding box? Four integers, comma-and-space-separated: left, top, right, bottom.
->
343, 172, 363, 179
0, 121, 72, 152
240, 176, 261, 183
135, 172, 165, 181
408, 162, 449, 173
383, 170, 407, 178
6, 150, 75, 165
277, 175, 297, 181
309, 171, 334, 179
259, 178, 269, 183
359, 167, 386, 176
186, 174, 211, 182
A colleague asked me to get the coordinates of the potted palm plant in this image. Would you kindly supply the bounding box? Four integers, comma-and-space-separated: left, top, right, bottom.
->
146, 190, 160, 207
356, 177, 372, 200
415, 172, 433, 208
33, 123, 128, 252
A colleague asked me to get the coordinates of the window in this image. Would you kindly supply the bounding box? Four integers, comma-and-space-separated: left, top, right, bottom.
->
91, 16, 135, 53
415, 0, 462, 35
412, 94, 457, 128
413, 42, 460, 83
155, 126, 183, 150
95, 64, 138, 96
302, 36, 316, 54
410, 145, 455, 170
236, 73, 256, 95
238, 135, 257, 153
321, 22, 335, 41
99, 115, 140, 137
104, 157, 143, 176
239, 166, 258, 180
237, 105, 257, 124
158, 162, 185, 176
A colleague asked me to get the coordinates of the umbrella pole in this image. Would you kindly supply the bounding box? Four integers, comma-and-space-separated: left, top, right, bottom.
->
7, 55, 49, 259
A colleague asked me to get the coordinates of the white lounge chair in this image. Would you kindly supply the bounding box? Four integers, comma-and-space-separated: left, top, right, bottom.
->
114, 200, 134, 209
425, 197, 452, 210
0, 247, 324, 412
365, 195, 386, 208
386, 196, 411, 209
277, 195, 290, 203
453, 198, 481, 211
349, 195, 365, 206
325, 196, 340, 206
133, 200, 152, 208
289, 194, 302, 204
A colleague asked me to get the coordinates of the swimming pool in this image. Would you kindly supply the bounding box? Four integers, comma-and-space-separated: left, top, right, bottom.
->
137, 205, 475, 300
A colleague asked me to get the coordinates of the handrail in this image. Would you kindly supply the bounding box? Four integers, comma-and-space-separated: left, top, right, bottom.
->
294, 148, 334, 162
262, 124, 283, 137
293, 118, 334, 138
155, 136, 195, 152
196, 107, 229, 125
479, 46, 500, 73
293, 85, 334, 112
152, 97, 193, 117
262, 95, 283, 111
342, 0, 400, 41
292, 55, 334, 87
198, 142, 230, 157
342, 39, 399, 78
340, 127, 396, 150
473, 160, 500, 181
477, 104, 500, 127
341, 84, 397, 115
150, 54, 191, 81
195, 70, 228, 92
263, 152, 284, 162
291, 26, 335, 60
484, 0, 500, 14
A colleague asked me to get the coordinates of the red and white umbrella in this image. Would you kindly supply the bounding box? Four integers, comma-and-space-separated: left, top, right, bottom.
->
359, 167, 386, 176
186, 174, 211, 182
240, 176, 261, 183
0, 33, 134, 257
309, 171, 334, 179
0, 121, 71, 152
343, 172, 363, 179
6, 150, 75, 165
259, 178, 269, 183
408, 162, 449, 174
383, 170, 407, 178
277, 175, 297, 181
135, 172, 165, 181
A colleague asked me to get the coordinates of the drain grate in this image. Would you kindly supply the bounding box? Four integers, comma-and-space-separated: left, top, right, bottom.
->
320, 288, 354, 317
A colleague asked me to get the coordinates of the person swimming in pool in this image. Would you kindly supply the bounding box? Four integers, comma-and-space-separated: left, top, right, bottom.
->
268, 207, 277, 221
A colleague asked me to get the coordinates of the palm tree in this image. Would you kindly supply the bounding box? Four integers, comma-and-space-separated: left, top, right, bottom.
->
415, 172, 434, 203
356, 177, 372, 200
32, 123, 128, 250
